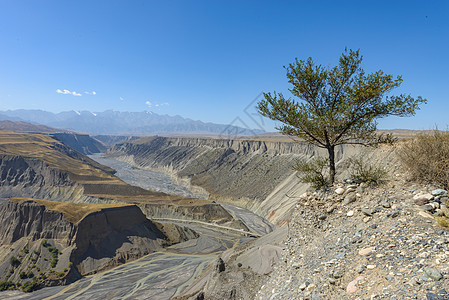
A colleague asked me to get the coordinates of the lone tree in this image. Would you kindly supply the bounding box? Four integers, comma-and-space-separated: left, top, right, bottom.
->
257, 48, 426, 184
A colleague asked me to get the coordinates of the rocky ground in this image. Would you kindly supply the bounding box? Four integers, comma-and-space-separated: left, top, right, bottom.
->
256, 178, 449, 300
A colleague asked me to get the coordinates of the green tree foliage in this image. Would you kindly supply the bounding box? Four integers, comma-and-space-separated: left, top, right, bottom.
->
258, 48, 426, 184
293, 157, 329, 189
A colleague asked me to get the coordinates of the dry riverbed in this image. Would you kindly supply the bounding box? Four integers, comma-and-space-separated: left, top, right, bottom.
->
1, 154, 273, 299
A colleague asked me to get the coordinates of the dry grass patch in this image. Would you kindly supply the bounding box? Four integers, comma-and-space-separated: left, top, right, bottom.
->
399, 130, 449, 189
0, 130, 118, 184
11, 198, 133, 224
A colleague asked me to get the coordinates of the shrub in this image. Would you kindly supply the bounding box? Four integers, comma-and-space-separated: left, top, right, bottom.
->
435, 216, 449, 228
293, 157, 329, 189
0, 281, 15, 291
347, 156, 388, 185
19, 271, 27, 279
399, 130, 449, 189
21, 280, 39, 293
50, 258, 58, 268
9, 256, 21, 268
41, 240, 49, 248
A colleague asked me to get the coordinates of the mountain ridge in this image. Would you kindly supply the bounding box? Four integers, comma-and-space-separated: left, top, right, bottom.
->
0, 109, 265, 136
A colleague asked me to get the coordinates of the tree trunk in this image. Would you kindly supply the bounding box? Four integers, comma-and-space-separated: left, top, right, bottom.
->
327, 145, 336, 184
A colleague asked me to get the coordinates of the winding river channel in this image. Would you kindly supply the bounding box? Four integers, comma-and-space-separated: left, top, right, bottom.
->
3, 154, 272, 299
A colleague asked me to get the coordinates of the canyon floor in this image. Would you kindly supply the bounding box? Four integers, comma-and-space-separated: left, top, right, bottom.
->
0, 154, 273, 299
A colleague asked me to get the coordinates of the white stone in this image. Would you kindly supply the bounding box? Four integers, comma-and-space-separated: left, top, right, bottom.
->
335, 188, 345, 195
347, 210, 354, 217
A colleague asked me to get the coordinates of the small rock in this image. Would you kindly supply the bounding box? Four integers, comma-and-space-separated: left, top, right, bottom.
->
346, 276, 364, 293
359, 247, 375, 256
414, 193, 434, 200
347, 210, 354, 217
382, 199, 391, 208
424, 267, 443, 281
355, 264, 365, 273
318, 214, 327, 220
426, 292, 438, 300
344, 193, 357, 205
387, 211, 399, 218
345, 188, 356, 195
432, 202, 440, 209
421, 204, 435, 212
332, 270, 344, 279
306, 283, 316, 291
326, 206, 335, 214
299, 283, 307, 290
363, 217, 371, 223
414, 198, 430, 206
366, 265, 376, 270
328, 277, 336, 284
418, 211, 434, 219
362, 208, 374, 216
335, 188, 345, 195
432, 189, 448, 196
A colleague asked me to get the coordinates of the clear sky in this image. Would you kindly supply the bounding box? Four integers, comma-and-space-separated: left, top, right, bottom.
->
0, 0, 448, 132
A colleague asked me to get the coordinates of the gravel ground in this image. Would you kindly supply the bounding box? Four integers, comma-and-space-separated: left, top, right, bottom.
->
256, 179, 449, 300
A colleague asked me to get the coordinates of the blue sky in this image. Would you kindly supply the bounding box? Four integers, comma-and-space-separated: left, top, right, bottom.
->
0, 0, 448, 132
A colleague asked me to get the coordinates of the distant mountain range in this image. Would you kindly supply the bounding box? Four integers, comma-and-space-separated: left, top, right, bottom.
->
0, 120, 73, 134
0, 109, 265, 136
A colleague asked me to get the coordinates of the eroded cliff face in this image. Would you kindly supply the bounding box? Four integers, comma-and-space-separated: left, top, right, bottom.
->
108, 137, 321, 224
0, 200, 75, 247
0, 199, 198, 290
51, 133, 107, 155
108, 137, 400, 225
0, 155, 90, 205
0, 155, 72, 188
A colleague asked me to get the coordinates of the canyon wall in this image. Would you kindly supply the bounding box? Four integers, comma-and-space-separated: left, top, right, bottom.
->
109, 136, 400, 224
0, 199, 197, 289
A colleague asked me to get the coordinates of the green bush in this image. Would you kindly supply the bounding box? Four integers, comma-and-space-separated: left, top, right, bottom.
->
9, 256, 21, 268
19, 271, 27, 279
41, 240, 49, 247
21, 280, 39, 293
0, 281, 15, 291
347, 156, 388, 185
293, 157, 329, 189
399, 130, 449, 189
50, 258, 58, 268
